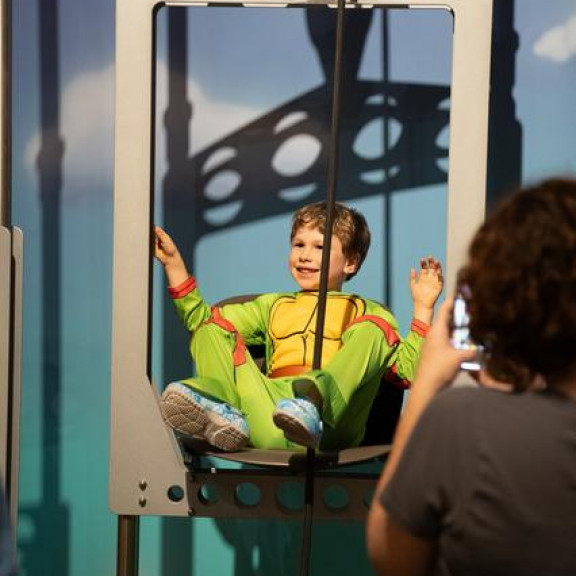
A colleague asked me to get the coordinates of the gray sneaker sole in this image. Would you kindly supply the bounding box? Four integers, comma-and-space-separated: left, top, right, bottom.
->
160, 387, 249, 452
272, 410, 317, 449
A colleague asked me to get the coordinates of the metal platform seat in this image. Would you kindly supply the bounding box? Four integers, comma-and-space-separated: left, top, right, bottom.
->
161, 292, 404, 524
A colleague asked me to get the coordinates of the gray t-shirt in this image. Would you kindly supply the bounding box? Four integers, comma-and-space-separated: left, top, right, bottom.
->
381, 386, 576, 576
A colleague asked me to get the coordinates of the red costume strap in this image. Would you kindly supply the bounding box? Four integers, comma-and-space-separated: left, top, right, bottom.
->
410, 318, 430, 337
346, 314, 416, 389
168, 276, 197, 299
345, 314, 400, 346
205, 307, 247, 367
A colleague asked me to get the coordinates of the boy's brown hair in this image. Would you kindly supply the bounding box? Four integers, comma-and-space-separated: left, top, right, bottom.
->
291, 201, 371, 280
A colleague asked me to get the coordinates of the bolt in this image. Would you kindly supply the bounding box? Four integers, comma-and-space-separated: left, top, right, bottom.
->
139, 496, 147, 507
139, 479, 148, 490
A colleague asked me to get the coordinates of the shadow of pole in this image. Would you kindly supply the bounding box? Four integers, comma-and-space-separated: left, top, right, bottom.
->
486, 0, 522, 211
19, 1, 70, 575
381, 10, 391, 305
161, 8, 195, 576
156, 5, 521, 575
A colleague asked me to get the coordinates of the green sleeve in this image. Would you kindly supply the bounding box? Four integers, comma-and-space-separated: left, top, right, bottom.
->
386, 327, 426, 385
365, 300, 428, 387
171, 282, 212, 333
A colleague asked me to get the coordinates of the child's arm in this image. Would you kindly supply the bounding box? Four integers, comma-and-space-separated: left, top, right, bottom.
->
154, 226, 190, 288
410, 256, 443, 326
377, 256, 442, 387
154, 226, 270, 341
154, 225, 213, 332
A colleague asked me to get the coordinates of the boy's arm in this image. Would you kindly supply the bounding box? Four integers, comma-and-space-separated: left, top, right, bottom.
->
153, 227, 275, 341
383, 257, 444, 385
154, 226, 212, 332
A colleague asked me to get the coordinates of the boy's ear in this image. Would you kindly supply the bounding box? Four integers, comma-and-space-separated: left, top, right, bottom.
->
344, 257, 359, 275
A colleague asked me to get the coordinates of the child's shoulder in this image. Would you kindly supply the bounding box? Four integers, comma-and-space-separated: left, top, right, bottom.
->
324, 291, 394, 322
218, 292, 286, 308
252, 292, 293, 306
342, 291, 390, 313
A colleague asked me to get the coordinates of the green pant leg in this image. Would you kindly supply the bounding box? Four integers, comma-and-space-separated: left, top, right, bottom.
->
184, 322, 297, 449
179, 321, 244, 406
234, 367, 299, 450
304, 321, 391, 444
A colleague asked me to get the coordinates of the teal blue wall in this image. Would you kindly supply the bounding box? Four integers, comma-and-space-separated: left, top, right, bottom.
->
10, 2, 576, 576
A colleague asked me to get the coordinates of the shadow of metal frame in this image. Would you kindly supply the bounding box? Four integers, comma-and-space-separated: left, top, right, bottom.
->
111, 0, 493, 573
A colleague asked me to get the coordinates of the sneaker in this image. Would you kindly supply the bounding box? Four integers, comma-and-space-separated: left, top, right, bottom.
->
272, 398, 323, 449
160, 382, 249, 452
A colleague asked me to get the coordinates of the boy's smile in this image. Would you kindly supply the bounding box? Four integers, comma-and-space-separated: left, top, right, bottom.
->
289, 225, 358, 292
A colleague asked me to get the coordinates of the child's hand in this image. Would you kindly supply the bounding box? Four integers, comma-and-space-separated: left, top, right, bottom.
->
153, 226, 190, 287
154, 226, 179, 265
410, 256, 443, 325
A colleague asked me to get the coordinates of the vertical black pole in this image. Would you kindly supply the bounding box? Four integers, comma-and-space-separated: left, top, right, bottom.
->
312, 2, 346, 367
117, 515, 140, 576
300, 1, 347, 576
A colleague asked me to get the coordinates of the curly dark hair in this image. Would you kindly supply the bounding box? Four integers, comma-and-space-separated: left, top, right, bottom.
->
459, 178, 576, 391
291, 201, 371, 280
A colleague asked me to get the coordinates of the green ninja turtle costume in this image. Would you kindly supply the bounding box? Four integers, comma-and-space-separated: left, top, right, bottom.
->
167, 276, 429, 450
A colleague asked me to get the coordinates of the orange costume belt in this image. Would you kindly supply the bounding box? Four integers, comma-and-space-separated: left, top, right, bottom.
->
269, 365, 310, 379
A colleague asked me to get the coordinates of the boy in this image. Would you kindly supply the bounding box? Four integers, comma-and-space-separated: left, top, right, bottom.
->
155, 202, 443, 451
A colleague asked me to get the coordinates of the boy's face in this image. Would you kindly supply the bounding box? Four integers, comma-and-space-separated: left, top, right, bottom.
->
289, 224, 358, 291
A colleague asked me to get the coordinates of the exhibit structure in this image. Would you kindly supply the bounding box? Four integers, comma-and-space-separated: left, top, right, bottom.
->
110, 1, 493, 574
0, 0, 22, 532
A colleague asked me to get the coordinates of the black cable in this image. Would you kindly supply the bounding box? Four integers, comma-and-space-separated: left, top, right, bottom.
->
312, 0, 346, 372
299, 1, 347, 575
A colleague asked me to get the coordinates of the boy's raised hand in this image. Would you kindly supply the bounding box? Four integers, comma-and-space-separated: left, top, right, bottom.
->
410, 256, 444, 325
154, 226, 190, 287
154, 226, 179, 264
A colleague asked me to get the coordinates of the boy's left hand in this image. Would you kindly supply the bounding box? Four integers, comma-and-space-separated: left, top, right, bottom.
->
410, 256, 443, 324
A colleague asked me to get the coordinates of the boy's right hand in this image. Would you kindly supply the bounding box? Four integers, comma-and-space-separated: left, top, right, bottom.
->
153, 226, 190, 287
154, 226, 179, 265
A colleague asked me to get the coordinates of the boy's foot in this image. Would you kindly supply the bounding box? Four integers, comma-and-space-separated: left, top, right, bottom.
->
160, 382, 249, 452
272, 398, 323, 449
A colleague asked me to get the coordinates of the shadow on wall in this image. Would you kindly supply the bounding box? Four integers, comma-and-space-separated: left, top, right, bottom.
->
158, 4, 520, 576
15, 2, 521, 576
18, 1, 70, 576
160, 8, 449, 572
